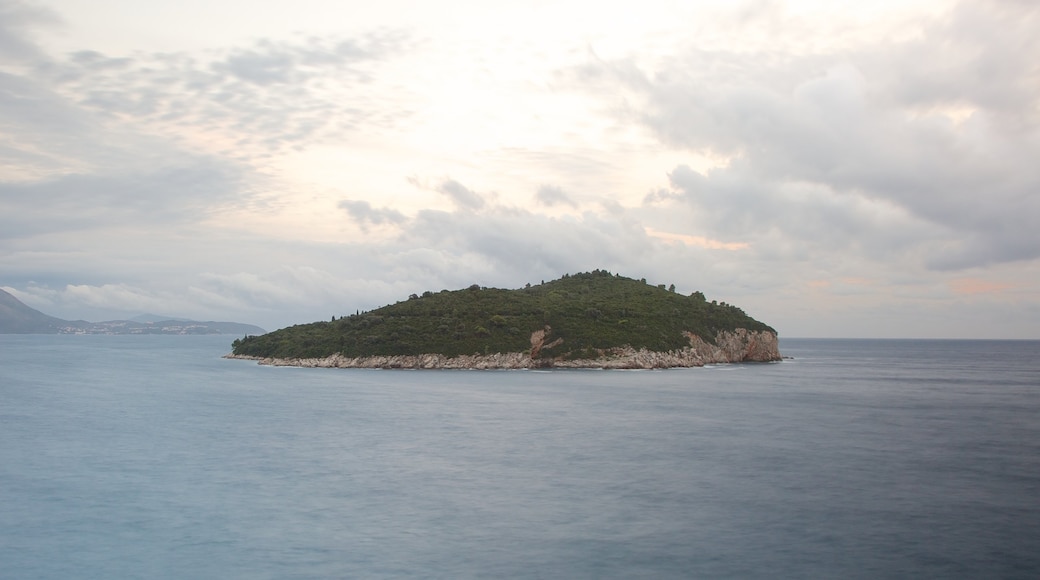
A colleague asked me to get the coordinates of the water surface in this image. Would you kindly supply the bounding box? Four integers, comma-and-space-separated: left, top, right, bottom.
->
2, 336, 1038, 578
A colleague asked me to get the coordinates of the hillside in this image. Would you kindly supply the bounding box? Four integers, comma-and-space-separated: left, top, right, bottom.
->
230, 270, 780, 367
0, 288, 265, 335
0, 289, 70, 333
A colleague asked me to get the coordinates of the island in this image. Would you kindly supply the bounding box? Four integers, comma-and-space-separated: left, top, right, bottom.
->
227, 270, 781, 369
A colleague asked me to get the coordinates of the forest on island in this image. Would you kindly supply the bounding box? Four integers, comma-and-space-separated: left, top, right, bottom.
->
232, 270, 775, 360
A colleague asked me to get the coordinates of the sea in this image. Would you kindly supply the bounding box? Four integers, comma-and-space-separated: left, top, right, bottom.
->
1, 335, 1038, 579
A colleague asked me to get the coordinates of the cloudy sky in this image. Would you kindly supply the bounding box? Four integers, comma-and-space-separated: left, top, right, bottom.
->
2, 0, 1038, 338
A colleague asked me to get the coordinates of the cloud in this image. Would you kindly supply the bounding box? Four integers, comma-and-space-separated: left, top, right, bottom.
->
872, 1, 1040, 129
31, 31, 417, 157
642, 187, 681, 205
0, 158, 247, 239
0, 70, 111, 177
659, 163, 939, 265
338, 199, 406, 230
0, 0, 58, 64
949, 277, 1014, 296
4, 168, 1036, 337
2, 0, 1037, 339
217, 46, 296, 85
3, 198, 657, 327
436, 179, 485, 210
210, 35, 391, 86
534, 185, 577, 208
563, 0, 1040, 271
644, 227, 748, 251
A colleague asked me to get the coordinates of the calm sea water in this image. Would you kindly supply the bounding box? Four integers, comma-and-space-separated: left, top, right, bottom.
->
1, 336, 1038, 579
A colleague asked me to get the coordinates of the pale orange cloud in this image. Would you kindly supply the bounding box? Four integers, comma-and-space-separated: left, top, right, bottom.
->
840, 277, 875, 286
644, 228, 749, 250
950, 278, 1013, 295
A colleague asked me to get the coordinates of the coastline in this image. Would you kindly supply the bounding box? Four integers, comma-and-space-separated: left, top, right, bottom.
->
224, 329, 781, 370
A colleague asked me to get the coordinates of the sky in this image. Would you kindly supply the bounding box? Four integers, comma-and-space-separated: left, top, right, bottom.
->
1, 0, 1038, 338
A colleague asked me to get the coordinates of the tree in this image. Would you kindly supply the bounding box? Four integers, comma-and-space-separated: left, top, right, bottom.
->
230, 270, 776, 360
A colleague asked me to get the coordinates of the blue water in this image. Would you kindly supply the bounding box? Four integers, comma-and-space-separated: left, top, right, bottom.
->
1, 336, 1038, 579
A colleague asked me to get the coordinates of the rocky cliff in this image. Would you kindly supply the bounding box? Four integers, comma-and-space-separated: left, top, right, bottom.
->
226, 328, 781, 369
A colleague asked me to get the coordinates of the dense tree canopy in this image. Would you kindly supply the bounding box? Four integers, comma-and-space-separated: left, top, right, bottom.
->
231, 270, 775, 360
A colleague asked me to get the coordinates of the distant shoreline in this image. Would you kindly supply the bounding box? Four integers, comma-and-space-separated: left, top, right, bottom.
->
222, 350, 751, 370
223, 330, 782, 369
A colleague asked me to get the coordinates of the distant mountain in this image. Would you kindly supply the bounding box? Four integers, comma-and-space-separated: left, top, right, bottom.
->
0, 288, 265, 335
0, 289, 70, 333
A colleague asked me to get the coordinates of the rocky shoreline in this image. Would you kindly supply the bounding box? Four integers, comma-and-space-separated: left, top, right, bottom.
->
224, 329, 781, 370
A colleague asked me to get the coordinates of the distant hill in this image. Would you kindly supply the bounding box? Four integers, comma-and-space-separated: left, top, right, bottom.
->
230, 270, 779, 367
0, 289, 70, 333
0, 288, 265, 335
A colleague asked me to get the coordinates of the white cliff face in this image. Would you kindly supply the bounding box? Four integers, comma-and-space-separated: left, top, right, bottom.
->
225, 328, 781, 369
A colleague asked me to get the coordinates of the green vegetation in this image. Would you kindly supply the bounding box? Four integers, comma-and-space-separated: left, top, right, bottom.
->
231, 270, 775, 360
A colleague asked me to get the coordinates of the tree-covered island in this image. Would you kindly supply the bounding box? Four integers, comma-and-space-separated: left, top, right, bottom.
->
229, 270, 781, 369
